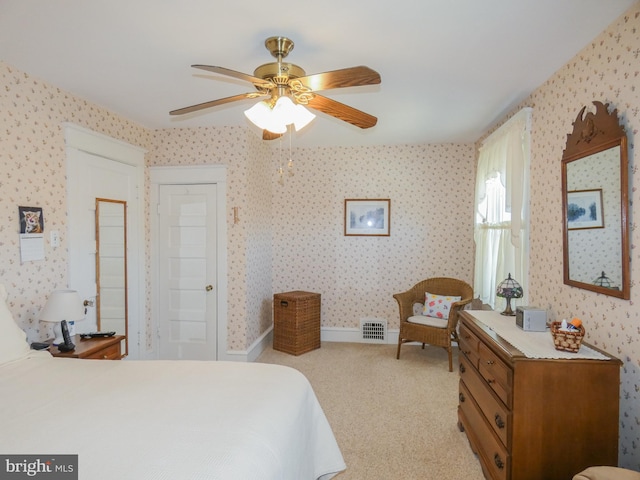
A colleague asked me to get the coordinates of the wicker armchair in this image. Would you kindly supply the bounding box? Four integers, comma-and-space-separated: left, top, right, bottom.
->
393, 277, 473, 371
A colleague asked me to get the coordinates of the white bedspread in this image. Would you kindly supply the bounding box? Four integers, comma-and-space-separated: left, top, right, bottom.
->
0, 352, 345, 480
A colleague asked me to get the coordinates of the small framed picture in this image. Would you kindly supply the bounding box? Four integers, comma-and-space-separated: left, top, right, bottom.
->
19, 206, 44, 234
344, 199, 390, 236
567, 189, 604, 230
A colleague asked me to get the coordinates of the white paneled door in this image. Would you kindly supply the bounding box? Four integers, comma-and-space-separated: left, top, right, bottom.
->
67, 149, 141, 359
158, 184, 217, 360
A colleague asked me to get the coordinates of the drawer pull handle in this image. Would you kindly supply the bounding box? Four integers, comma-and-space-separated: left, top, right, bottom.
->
494, 453, 504, 470
459, 393, 465, 403
494, 414, 505, 429
486, 359, 495, 365
459, 363, 466, 374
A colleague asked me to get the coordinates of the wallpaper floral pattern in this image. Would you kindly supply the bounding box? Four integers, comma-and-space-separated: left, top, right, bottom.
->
270, 144, 476, 331
0, 1, 639, 469
514, 6, 640, 468
0, 63, 151, 342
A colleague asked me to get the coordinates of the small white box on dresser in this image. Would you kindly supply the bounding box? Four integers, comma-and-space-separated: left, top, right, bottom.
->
515, 306, 547, 331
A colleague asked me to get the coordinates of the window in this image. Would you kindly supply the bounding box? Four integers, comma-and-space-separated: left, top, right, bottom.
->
474, 108, 532, 309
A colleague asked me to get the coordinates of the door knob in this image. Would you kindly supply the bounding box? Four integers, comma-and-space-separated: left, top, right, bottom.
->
83, 300, 94, 307
205, 285, 213, 292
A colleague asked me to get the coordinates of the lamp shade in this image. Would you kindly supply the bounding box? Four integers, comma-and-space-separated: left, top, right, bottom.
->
244, 96, 315, 134
495, 273, 523, 316
39, 290, 85, 323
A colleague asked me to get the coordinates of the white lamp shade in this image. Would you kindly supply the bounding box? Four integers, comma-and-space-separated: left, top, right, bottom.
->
245, 96, 315, 135
292, 104, 316, 131
39, 290, 85, 323
244, 101, 273, 130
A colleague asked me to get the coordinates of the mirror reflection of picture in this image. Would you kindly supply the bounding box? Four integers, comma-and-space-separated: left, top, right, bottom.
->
567, 189, 604, 230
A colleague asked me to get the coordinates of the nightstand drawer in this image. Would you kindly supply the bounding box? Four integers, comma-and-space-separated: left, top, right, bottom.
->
49, 335, 125, 360
85, 342, 121, 360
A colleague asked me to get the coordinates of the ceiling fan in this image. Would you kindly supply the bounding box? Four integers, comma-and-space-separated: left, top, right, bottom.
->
170, 36, 381, 140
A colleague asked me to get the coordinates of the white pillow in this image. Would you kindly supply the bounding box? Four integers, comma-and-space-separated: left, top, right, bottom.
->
0, 284, 31, 364
422, 292, 462, 319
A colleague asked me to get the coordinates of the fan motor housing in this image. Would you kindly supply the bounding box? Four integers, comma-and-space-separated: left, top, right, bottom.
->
254, 62, 306, 81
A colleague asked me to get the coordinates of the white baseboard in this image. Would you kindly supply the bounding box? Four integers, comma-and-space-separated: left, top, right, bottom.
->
223, 326, 274, 362
321, 327, 400, 344
226, 326, 404, 361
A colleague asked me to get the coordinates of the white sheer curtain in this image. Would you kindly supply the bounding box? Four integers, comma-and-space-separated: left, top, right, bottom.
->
474, 108, 532, 309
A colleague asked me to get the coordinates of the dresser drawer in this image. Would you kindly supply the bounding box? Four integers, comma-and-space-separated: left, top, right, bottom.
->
458, 322, 480, 368
85, 342, 121, 360
460, 354, 510, 447
478, 341, 512, 407
459, 381, 509, 480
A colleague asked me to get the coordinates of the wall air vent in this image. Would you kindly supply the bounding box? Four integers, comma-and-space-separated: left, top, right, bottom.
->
360, 318, 387, 343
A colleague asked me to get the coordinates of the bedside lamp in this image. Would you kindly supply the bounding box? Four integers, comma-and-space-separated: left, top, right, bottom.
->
496, 273, 523, 316
39, 290, 85, 345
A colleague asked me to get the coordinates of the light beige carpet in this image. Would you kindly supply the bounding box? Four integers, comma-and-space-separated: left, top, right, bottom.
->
257, 342, 485, 480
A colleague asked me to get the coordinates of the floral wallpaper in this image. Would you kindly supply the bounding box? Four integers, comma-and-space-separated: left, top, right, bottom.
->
0, 62, 151, 342
270, 144, 476, 330
1, 0, 640, 469
506, 5, 640, 469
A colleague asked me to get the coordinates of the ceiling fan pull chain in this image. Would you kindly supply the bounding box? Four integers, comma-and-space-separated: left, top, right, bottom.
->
288, 126, 294, 177
277, 135, 285, 186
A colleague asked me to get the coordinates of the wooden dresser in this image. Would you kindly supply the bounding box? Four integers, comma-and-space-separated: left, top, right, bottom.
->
49, 334, 125, 360
457, 310, 621, 480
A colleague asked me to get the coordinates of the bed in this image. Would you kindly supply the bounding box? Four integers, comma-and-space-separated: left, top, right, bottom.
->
0, 285, 346, 480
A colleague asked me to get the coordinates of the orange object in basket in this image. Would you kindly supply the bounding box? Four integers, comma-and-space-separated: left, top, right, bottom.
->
570, 318, 582, 328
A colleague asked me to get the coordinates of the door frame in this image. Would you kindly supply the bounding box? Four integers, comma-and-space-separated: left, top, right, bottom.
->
64, 123, 146, 359
149, 165, 228, 360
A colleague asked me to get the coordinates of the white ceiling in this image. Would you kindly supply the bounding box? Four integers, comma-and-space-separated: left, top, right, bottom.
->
0, 0, 636, 148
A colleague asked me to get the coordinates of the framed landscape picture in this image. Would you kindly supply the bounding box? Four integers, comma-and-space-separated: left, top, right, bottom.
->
567, 189, 604, 230
344, 199, 390, 236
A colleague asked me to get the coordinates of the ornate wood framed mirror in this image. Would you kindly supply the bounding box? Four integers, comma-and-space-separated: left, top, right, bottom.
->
561, 101, 630, 299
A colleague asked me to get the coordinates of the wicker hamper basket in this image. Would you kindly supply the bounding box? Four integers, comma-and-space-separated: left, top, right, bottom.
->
550, 321, 585, 353
273, 291, 321, 355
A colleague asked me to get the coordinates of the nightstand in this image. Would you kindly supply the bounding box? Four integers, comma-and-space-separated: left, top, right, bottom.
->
48, 334, 126, 360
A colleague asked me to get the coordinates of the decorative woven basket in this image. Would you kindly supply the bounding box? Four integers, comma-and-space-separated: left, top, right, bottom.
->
273, 291, 321, 356
550, 321, 585, 353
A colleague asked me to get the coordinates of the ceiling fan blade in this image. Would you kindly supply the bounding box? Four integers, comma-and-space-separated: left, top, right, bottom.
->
306, 95, 377, 129
191, 65, 272, 87
169, 93, 254, 116
263, 130, 283, 141
295, 66, 381, 92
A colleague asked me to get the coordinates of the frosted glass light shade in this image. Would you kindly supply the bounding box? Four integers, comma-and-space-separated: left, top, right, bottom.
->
244, 96, 315, 134
292, 104, 315, 131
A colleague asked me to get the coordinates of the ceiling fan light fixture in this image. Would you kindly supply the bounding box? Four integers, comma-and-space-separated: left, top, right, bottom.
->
245, 96, 315, 135
244, 101, 272, 129
292, 104, 316, 132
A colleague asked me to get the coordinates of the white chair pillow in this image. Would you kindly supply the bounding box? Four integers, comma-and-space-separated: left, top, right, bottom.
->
407, 315, 448, 329
422, 292, 461, 319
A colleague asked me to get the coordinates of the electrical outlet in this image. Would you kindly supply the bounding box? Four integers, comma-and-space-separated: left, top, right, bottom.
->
50, 230, 60, 248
